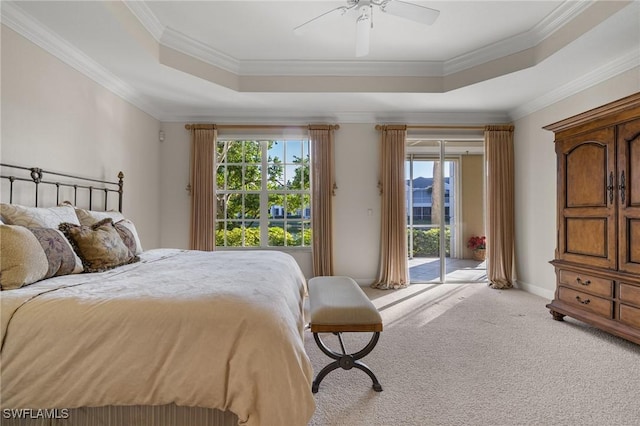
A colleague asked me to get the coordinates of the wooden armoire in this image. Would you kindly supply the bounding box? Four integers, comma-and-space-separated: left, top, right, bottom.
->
545, 92, 640, 345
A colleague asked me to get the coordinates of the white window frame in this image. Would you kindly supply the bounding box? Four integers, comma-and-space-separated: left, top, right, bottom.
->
215, 138, 311, 249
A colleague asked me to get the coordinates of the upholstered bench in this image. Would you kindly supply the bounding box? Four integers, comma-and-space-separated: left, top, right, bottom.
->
308, 276, 383, 393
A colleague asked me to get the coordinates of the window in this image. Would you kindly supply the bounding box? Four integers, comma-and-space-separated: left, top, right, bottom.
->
215, 139, 311, 248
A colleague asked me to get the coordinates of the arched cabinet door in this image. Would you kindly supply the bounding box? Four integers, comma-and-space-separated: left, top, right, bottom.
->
618, 118, 640, 275
556, 127, 617, 270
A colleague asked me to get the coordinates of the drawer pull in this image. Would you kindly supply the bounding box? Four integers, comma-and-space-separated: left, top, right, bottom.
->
576, 277, 591, 286
575, 296, 590, 305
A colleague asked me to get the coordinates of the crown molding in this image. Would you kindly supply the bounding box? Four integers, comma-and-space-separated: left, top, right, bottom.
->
161, 110, 510, 125
443, 1, 592, 75
160, 26, 242, 75
531, 0, 593, 40
123, 0, 164, 42
240, 59, 444, 77
509, 49, 640, 121
1, 1, 163, 120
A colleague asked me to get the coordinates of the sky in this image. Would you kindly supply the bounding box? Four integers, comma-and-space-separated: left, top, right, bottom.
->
406, 160, 452, 179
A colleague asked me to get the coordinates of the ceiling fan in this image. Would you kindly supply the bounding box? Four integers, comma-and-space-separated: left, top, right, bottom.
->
293, 0, 440, 57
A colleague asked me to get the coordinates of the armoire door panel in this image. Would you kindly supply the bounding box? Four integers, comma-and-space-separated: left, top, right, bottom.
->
565, 217, 607, 257
558, 128, 616, 268
629, 135, 640, 206
565, 142, 609, 207
629, 219, 640, 264
565, 142, 613, 207
618, 118, 640, 274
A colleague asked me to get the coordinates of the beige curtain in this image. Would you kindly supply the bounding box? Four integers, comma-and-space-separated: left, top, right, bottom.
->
484, 125, 515, 289
372, 125, 409, 290
189, 126, 217, 251
309, 125, 336, 276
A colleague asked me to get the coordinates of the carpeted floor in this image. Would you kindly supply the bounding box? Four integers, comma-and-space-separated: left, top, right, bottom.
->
305, 283, 640, 426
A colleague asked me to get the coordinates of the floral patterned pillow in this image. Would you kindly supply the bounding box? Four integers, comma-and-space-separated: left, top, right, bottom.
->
114, 219, 143, 255
60, 218, 139, 273
74, 208, 125, 227
29, 228, 84, 276
0, 204, 80, 228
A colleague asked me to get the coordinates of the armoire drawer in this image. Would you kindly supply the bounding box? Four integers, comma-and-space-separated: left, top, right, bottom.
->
619, 304, 640, 328
619, 283, 640, 307
558, 270, 613, 298
558, 287, 613, 319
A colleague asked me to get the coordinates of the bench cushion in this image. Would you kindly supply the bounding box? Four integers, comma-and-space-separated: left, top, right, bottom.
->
308, 276, 382, 333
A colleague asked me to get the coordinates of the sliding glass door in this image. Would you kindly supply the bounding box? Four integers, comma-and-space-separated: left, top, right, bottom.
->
406, 139, 486, 283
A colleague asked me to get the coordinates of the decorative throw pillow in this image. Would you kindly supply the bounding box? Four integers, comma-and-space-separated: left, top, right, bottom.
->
0, 204, 80, 228
29, 228, 84, 276
114, 219, 143, 255
74, 208, 125, 227
0, 225, 49, 290
0, 225, 83, 290
60, 218, 139, 272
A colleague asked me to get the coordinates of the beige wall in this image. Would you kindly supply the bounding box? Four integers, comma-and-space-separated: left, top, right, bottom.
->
0, 26, 162, 248
461, 155, 485, 258
513, 67, 640, 299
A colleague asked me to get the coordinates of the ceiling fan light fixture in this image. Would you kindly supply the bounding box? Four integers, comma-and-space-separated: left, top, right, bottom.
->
294, 0, 440, 57
355, 5, 371, 57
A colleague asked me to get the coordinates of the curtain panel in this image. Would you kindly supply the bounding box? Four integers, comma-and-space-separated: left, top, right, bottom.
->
309, 125, 336, 276
484, 125, 516, 289
372, 125, 409, 289
189, 127, 217, 251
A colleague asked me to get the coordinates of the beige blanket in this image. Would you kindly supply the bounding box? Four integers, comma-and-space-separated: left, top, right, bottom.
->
0, 249, 315, 426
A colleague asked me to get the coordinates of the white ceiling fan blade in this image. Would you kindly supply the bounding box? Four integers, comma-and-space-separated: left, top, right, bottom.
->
380, 0, 440, 25
355, 7, 371, 57
294, 5, 350, 35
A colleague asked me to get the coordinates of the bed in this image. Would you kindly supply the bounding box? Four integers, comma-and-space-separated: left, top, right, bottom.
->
0, 164, 315, 426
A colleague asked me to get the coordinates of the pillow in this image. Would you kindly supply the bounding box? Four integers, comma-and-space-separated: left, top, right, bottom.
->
74, 208, 125, 227
0, 225, 83, 290
60, 218, 139, 273
1, 204, 80, 228
0, 225, 49, 290
29, 228, 84, 276
114, 219, 143, 255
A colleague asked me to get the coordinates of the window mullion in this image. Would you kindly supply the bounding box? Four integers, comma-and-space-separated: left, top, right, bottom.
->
260, 141, 269, 246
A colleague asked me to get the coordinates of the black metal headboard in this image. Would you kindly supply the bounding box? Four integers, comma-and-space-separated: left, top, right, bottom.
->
0, 163, 124, 212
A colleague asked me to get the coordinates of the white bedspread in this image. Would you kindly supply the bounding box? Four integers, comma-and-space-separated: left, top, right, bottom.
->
0, 249, 315, 426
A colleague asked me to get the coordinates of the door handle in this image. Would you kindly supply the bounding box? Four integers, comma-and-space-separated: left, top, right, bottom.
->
619, 170, 626, 204
607, 171, 614, 204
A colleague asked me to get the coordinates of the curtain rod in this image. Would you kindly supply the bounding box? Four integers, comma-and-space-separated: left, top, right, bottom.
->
375, 124, 487, 131
185, 124, 340, 131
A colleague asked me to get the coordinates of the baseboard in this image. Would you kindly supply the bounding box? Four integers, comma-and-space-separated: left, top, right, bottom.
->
354, 278, 376, 287
516, 279, 554, 300
353, 277, 556, 300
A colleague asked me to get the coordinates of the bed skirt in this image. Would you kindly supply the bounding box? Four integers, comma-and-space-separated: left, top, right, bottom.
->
2, 404, 238, 426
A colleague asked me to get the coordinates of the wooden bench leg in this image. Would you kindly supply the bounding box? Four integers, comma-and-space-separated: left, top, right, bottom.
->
311, 332, 382, 393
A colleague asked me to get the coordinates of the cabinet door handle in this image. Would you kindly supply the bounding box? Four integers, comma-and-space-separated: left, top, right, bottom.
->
607, 171, 614, 204
619, 170, 626, 204
575, 296, 590, 305
576, 277, 591, 286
